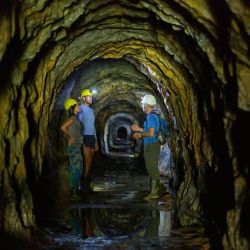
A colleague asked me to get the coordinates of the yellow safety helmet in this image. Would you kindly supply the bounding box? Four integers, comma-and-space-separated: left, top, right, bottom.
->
64, 98, 78, 111
80, 89, 93, 97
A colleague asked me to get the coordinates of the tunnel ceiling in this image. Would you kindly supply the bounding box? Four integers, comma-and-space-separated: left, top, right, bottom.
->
1, 0, 249, 113
0, 0, 250, 248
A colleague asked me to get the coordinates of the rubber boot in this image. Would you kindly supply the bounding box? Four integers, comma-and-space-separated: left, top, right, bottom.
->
86, 176, 92, 193
144, 179, 160, 200
70, 187, 80, 200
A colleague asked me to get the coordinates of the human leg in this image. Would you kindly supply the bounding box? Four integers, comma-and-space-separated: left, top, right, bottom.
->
82, 135, 96, 193
143, 142, 161, 199
67, 145, 83, 189
83, 146, 93, 177
82, 135, 96, 176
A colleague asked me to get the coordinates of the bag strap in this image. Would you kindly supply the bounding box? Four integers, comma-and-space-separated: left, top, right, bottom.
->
149, 111, 163, 131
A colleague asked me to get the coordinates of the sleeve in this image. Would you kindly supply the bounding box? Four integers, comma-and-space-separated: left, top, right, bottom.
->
77, 105, 83, 121
147, 114, 158, 129
77, 111, 81, 120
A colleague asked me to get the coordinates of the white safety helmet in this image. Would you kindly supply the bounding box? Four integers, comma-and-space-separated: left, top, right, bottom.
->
141, 94, 157, 106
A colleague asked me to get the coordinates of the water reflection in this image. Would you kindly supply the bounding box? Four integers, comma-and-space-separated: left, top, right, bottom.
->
159, 210, 171, 237
67, 208, 92, 238
66, 172, 172, 241
37, 171, 205, 249
67, 205, 162, 239
145, 207, 160, 238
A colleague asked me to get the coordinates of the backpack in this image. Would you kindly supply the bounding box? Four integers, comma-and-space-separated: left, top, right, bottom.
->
150, 112, 169, 145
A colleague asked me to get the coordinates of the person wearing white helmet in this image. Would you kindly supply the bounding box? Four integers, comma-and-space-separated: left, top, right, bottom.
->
78, 89, 99, 194
131, 94, 161, 200
61, 98, 83, 198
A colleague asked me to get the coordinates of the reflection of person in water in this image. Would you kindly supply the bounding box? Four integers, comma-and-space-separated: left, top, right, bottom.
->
145, 206, 160, 238
68, 208, 94, 238
81, 208, 94, 238
68, 209, 83, 236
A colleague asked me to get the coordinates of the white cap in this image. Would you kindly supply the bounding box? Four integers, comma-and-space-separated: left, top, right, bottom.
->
141, 94, 157, 106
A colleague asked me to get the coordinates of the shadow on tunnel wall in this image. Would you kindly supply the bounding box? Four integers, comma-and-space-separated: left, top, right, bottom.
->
235, 110, 250, 244
201, 109, 250, 249
0, 1, 21, 94
34, 108, 70, 223
198, 96, 236, 249
200, 128, 235, 249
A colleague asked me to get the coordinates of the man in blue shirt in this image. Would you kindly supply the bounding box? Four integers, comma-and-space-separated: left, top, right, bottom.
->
131, 94, 160, 200
78, 89, 98, 193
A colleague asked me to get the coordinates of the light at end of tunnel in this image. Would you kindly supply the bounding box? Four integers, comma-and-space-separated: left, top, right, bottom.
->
91, 89, 97, 94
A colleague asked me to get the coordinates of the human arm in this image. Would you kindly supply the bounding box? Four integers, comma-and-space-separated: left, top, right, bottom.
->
131, 115, 157, 140
60, 118, 74, 143
132, 128, 155, 140
131, 124, 143, 140
130, 124, 143, 133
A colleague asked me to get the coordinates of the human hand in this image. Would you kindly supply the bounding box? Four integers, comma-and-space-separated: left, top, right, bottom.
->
130, 124, 140, 132
132, 132, 141, 140
68, 136, 75, 144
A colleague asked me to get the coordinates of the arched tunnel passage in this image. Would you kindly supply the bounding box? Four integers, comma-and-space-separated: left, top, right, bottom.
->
49, 58, 171, 174
103, 113, 141, 158
116, 126, 128, 139
0, 0, 249, 249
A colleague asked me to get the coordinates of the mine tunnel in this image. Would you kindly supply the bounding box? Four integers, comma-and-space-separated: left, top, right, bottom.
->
0, 0, 249, 249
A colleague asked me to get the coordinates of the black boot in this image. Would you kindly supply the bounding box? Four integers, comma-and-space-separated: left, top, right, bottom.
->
85, 176, 94, 194
81, 176, 93, 194
80, 176, 87, 193
70, 187, 80, 200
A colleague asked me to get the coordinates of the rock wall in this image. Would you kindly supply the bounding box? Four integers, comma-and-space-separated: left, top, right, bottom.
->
0, 0, 249, 248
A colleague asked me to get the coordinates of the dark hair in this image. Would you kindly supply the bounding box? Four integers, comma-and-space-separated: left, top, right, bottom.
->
69, 104, 77, 115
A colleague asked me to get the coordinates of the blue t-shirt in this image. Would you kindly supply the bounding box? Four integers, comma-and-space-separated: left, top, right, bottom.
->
143, 113, 159, 146
78, 104, 96, 136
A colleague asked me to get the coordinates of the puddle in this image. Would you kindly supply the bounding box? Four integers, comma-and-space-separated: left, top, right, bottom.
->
36, 170, 206, 249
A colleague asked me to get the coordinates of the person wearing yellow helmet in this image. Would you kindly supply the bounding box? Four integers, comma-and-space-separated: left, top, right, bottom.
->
61, 98, 83, 198
80, 89, 93, 97
63, 98, 78, 111
78, 89, 99, 193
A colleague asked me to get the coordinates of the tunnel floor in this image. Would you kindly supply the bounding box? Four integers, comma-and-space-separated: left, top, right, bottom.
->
24, 169, 207, 250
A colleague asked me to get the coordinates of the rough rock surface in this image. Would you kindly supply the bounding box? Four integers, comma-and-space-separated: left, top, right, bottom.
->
0, 0, 249, 249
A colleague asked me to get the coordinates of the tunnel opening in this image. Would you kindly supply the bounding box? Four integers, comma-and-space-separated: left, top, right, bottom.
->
103, 113, 141, 159
116, 126, 128, 139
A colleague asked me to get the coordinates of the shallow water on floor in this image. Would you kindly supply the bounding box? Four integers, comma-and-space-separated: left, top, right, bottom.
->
36, 170, 206, 249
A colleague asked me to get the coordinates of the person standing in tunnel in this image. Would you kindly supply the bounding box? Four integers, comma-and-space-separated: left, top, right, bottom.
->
78, 89, 99, 193
61, 98, 83, 197
131, 94, 161, 200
